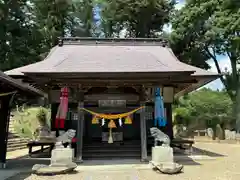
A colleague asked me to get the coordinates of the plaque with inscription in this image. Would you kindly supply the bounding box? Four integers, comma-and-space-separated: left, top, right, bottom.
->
98, 100, 126, 107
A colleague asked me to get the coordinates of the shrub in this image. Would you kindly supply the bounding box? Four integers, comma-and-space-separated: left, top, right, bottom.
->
12, 106, 51, 139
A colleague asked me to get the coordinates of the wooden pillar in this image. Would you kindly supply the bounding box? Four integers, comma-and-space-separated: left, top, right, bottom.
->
76, 89, 84, 163
165, 103, 173, 139
140, 101, 148, 162
0, 96, 11, 169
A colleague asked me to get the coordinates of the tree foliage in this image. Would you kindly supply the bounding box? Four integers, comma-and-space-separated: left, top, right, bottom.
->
12, 106, 51, 139
170, 0, 240, 131
174, 88, 233, 130
0, 0, 96, 71
99, 0, 176, 37
0, 0, 43, 70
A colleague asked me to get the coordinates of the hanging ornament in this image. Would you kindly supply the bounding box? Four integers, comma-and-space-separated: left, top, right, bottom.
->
91, 115, 99, 124
108, 119, 116, 128
101, 118, 105, 126
108, 128, 113, 144
119, 118, 122, 127
125, 116, 132, 124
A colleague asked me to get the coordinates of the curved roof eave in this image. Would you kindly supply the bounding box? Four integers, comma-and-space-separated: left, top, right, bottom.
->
0, 71, 46, 97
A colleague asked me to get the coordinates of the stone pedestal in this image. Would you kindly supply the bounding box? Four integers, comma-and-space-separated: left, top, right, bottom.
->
32, 147, 77, 175
50, 147, 76, 167
152, 146, 174, 164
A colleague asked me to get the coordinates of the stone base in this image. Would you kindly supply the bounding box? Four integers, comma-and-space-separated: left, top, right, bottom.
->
32, 147, 77, 175
152, 146, 174, 164
51, 147, 74, 166
150, 161, 183, 174
32, 164, 77, 175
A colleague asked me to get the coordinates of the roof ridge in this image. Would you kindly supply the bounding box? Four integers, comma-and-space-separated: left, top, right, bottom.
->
58, 37, 169, 47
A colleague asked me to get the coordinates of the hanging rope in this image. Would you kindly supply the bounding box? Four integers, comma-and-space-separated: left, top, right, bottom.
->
80, 106, 144, 119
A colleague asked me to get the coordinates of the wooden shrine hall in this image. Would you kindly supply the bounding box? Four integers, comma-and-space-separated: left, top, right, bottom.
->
0, 71, 45, 168
5, 37, 219, 162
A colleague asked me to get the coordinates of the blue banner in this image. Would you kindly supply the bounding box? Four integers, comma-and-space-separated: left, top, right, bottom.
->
154, 87, 166, 127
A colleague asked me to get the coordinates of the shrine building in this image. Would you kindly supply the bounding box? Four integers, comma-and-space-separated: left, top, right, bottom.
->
5, 37, 219, 162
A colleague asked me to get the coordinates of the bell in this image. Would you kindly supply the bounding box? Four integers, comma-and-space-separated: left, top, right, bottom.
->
125, 116, 132, 124
91, 116, 99, 124
108, 119, 116, 128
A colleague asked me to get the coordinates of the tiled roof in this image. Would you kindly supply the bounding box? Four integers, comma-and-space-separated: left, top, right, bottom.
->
5, 38, 218, 77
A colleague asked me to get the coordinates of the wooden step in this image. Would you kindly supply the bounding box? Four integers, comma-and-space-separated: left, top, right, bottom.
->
83, 148, 141, 153
83, 152, 141, 160
84, 144, 141, 150
82, 141, 141, 160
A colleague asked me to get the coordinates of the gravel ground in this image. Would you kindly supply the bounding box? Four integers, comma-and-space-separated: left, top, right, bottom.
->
6, 142, 240, 180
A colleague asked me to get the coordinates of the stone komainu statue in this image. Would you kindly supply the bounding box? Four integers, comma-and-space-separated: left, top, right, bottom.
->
56, 129, 76, 145
150, 127, 170, 147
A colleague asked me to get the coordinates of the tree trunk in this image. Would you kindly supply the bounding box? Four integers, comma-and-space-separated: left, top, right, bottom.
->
235, 75, 240, 133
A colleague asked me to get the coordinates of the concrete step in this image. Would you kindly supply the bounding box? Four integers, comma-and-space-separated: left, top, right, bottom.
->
7, 137, 29, 152
7, 145, 27, 152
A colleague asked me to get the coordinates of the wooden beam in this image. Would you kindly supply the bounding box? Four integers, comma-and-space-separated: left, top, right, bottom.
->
48, 79, 197, 84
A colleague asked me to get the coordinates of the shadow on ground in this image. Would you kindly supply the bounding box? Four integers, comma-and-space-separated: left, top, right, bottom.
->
5, 172, 32, 180
6, 158, 50, 170
192, 147, 225, 157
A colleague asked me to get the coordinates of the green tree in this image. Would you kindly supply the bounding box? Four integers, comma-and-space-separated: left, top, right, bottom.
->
99, 0, 176, 37
69, 0, 97, 37
0, 0, 43, 71
0, 0, 97, 70
174, 88, 233, 138
171, 0, 240, 131
31, 0, 74, 49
